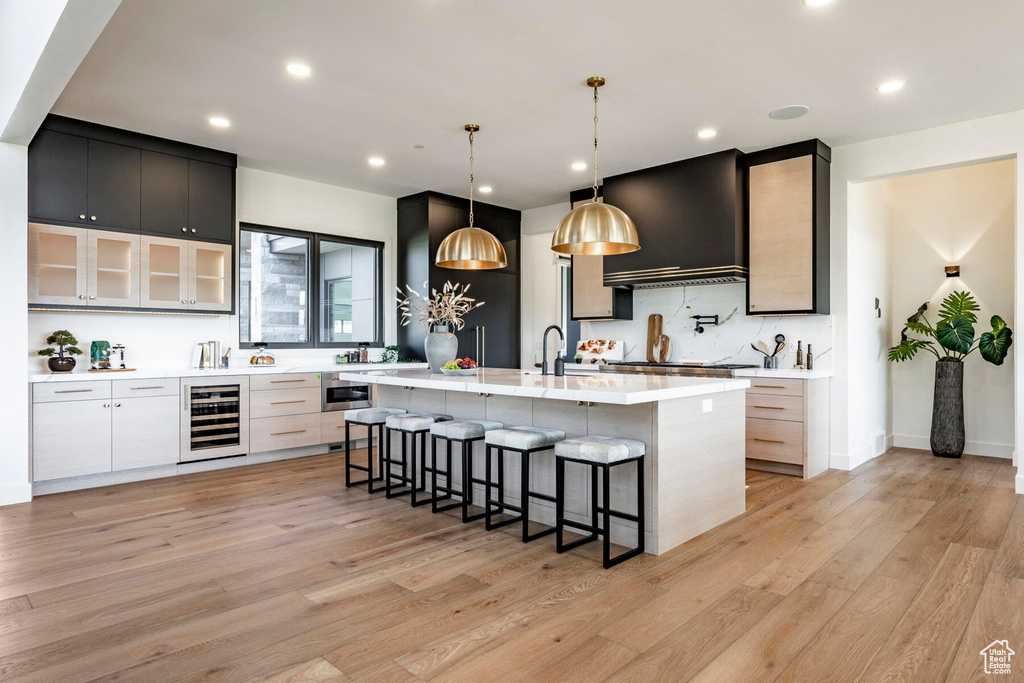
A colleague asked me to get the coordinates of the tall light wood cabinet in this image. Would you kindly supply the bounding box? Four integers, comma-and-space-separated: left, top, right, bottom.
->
567, 197, 633, 321
745, 140, 830, 316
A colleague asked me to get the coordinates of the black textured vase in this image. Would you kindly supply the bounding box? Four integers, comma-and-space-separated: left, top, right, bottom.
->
47, 356, 76, 373
930, 360, 965, 458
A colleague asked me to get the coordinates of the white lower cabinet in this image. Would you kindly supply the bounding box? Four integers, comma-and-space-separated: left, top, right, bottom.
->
32, 399, 113, 481
112, 395, 180, 470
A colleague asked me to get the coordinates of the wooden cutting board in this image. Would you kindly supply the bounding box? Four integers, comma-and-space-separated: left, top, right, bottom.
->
655, 334, 672, 363
646, 314, 663, 362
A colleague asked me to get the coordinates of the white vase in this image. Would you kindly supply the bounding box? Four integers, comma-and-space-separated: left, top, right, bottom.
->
424, 325, 458, 373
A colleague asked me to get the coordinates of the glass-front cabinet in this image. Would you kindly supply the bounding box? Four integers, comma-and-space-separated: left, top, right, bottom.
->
29, 223, 232, 313
140, 235, 189, 309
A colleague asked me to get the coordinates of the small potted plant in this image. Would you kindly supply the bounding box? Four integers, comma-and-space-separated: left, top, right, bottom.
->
574, 353, 584, 364
37, 330, 83, 373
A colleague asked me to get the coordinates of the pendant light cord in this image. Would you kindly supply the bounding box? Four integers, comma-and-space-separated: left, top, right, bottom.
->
468, 129, 475, 228
593, 85, 600, 202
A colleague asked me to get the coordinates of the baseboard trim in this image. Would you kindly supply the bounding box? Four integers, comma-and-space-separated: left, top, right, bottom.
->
1016, 471, 1024, 495
0, 483, 32, 506
893, 434, 1013, 459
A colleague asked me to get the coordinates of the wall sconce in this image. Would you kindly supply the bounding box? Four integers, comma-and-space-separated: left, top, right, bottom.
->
945, 265, 961, 278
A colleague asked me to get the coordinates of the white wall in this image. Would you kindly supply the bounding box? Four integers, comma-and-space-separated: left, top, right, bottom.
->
0, 142, 31, 505
830, 107, 1024, 493
28, 167, 398, 372
520, 202, 570, 369
841, 179, 893, 468
886, 160, 1016, 457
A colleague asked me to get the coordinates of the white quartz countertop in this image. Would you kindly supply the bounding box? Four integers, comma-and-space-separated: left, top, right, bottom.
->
329, 368, 749, 405
28, 362, 428, 383
733, 368, 834, 380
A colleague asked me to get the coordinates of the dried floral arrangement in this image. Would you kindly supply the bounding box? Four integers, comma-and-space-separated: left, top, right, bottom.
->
397, 280, 484, 332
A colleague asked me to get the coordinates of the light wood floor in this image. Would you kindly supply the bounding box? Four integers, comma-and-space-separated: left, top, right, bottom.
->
0, 447, 1020, 682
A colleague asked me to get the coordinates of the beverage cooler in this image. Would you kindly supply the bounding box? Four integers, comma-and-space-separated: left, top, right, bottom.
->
180, 376, 250, 461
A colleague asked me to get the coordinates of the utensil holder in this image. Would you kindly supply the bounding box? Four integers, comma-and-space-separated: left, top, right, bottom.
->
764, 356, 779, 369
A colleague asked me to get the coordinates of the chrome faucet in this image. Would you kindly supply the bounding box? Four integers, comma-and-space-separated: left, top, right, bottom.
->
541, 325, 565, 377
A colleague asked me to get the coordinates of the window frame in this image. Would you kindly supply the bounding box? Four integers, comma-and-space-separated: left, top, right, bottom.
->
239, 222, 385, 350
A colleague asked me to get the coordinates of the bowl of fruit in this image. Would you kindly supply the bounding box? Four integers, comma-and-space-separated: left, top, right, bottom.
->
440, 358, 478, 375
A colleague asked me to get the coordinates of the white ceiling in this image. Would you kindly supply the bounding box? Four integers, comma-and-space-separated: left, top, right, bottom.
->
53, 0, 1024, 210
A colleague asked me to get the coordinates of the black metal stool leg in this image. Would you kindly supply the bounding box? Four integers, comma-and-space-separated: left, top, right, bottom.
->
463, 440, 485, 523
344, 421, 352, 487
603, 463, 612, 567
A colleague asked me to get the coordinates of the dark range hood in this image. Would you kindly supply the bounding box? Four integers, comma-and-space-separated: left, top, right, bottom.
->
600, 149, 746, 289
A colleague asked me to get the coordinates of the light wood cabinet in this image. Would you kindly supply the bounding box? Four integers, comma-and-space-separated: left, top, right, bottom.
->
250, 413, 321, 452
86, 229, 140, 307
112, 395, 180, 470
32, 398, 113, 481
745, 140, 830, 316
28, 223, 88, 306
745, 377, 830, 479
140, 235, 189, 309
250, 387, 321, 419
188, 241, 232, 311
568, 197, 632, 321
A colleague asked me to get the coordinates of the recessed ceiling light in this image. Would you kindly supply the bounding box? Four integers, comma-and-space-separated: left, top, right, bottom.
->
479, 185, 493, 193
802, 0, 834, 6
208, 117, 230, 128
368, 157, 385, 167
286, 62, 311, 77
877, 79, 905, 94
571, 161, 588, 171
697, 128, 717, 139
769, 105, 811, 120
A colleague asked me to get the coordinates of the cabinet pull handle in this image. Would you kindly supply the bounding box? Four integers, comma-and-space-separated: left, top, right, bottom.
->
78, 294, 86, 300
753, 438, 785, 444
131, 386, 164, 390
181, 227, 188, 233
103, 403, 110, 408
88, 295, 96, 300
79, 214, 86, 220
90, 216, 97, 221
753, 385, 785, 389
56, 389, 92, 394
270, 400, 306, 405
588, 402, 595, 407
271, 429, 306, 436
114, 403, 121, 407
753, 405, 785, 410
191, 228, 197, 233
577, 401, 584, 406
270, 379, 305, 383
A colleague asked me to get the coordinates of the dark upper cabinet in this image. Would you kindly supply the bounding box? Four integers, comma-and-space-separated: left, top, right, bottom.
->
601, 149, 746, 287
87, 139, 141, 231
29, 115, 236, 244
187, 160, 235, 243
396, 191, 521, 368
28, 129, 88, 225
141, 150, 189, 237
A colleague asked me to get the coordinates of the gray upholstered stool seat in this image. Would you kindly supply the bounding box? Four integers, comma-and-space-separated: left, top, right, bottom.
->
430, 420, 504, 440
344, 407, 406, 424
554, 436, 645, 464
385, 412, 453, 432
484, 426, 566, 450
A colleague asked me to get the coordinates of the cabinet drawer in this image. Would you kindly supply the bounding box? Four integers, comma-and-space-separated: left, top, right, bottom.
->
745, 394, 804, 422
250, 414, 321, 452
250, 387, 321, 418
112, 379, 179, 398
34, 381, 111, 403
321, 412, 369, 444
250, 373, 321, 391
746, 378, 804, 397
746, 417, 803, 465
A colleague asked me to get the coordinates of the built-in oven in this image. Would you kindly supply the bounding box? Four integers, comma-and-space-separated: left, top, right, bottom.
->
180, 376, 250, 462
322, 374, 372, 412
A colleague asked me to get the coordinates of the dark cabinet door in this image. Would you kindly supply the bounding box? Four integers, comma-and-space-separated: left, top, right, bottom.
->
451, 269, 519, 369
87, 139, 141, 231
141, 150, 189, 237
188, 160, 234, 243
28, 129, 88, 224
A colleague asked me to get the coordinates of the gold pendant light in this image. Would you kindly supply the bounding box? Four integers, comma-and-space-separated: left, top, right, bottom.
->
551, 77, 640, 255
435, 124, 508, 270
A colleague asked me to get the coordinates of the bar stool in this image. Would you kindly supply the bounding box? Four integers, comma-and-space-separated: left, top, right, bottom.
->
343, 407, 407, 492
429, 420, 504, 522
383, 412, 452, 506
554, 436, 645, 569
483, 426, 566, 542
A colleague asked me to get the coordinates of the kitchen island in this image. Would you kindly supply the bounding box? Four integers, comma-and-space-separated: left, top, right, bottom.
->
331, 368, 750, 555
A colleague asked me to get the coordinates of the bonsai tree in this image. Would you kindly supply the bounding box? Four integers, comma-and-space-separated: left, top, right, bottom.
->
37, 330, 83, 358
888, 290, 1012, 458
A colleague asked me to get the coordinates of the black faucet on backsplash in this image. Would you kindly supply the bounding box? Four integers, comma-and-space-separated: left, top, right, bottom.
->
690, 315, 721, 334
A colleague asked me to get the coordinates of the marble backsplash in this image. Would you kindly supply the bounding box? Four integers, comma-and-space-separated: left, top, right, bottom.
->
580, 283, 833, 370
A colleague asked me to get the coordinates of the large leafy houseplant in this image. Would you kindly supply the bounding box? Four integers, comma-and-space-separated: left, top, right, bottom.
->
888, 291, 1012, 457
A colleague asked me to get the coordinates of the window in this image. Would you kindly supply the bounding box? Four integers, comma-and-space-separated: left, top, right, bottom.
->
239, 224, 384, 348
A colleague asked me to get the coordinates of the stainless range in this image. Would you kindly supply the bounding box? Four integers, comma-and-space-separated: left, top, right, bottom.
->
599, 362, 758, 378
